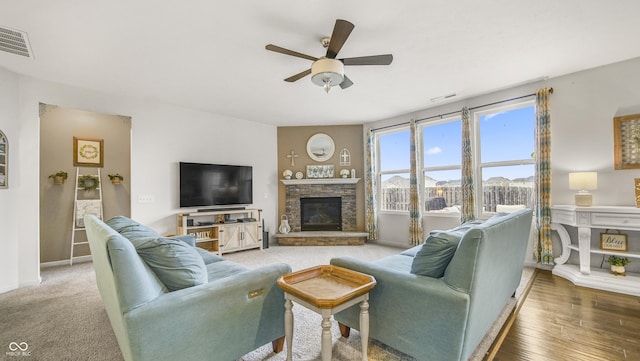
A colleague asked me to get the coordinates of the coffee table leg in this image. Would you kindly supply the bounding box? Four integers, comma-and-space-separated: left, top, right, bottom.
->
284, 297, 293, 361
360, 299, 369, 361
321, 309, 332, 361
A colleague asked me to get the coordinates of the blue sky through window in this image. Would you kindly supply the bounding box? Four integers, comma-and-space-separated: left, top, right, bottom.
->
379, 104, 535, 181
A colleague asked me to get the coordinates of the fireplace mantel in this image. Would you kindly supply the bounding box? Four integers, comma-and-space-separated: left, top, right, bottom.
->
281, 178, 360, 185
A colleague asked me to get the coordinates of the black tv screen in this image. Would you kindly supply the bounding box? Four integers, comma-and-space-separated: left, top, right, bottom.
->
179, 162, 253, 208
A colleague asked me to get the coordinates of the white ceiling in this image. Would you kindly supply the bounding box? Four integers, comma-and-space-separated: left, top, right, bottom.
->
1, 1, 640, 126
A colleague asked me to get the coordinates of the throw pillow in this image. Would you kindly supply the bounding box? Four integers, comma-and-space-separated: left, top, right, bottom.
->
410, 222, 479, 278
131, 236, 208, 291
106, 216, 160, 240
411, 230, 464, 278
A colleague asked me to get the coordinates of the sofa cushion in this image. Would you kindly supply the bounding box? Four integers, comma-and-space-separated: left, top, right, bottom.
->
410, 230, 465, 277
106, 234, 167, 310
106, 216, 160, 239
131, 236, 208, 291
400, 245, 422, 257
410, 222, 482, 278
206, 260, 250, 281
195, 247, 225, 265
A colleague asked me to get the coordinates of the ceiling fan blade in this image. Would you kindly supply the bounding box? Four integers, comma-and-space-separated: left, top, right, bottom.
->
266, 44, 318, 62
326, 19, 354, 59
341, 54, 393, 66
340, 75, 354, 89
284, 69, 312, 82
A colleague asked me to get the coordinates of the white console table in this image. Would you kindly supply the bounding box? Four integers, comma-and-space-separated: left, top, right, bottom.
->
551, 205, 640, 296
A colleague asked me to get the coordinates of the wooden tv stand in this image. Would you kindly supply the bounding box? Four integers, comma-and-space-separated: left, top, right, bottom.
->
177, 208, 262, 255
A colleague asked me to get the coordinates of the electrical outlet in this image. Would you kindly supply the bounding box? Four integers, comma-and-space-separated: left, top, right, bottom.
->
138, 194, 155, 203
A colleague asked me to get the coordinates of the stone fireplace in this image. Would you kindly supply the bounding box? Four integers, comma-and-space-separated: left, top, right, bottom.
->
284, 182, 356, 232
276, 179, 366, 245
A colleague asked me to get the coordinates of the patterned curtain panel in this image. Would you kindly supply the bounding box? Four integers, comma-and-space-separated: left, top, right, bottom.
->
409, 119, 423, 245
534, 87, 553, 264
460, 107, 475, 224
365, 129, 379, 241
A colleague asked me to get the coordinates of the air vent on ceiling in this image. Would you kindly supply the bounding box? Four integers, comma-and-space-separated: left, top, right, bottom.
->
0, 26, 33, 58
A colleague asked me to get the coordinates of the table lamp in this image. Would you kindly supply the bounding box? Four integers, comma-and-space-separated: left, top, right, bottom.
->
569, 172, 597, 206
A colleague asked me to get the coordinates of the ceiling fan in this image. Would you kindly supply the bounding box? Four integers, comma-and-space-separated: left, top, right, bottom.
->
265, 19, 393, 93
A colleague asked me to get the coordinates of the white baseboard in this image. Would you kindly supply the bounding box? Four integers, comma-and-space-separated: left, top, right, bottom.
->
40, 255, 92, 268
19, 278, 41, 288
0, 284, 18, 294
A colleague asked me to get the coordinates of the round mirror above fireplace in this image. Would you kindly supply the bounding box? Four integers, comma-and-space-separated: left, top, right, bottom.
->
306, 133, 335, 162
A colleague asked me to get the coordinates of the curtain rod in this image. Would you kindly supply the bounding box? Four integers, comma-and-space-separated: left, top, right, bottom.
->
372, 88, 553, 132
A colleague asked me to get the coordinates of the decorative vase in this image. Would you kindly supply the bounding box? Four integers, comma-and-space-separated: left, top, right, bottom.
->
610, 265, 626, 276
279, 215, 291, 234
111, 178, 121, 185
53, 176, 65, 185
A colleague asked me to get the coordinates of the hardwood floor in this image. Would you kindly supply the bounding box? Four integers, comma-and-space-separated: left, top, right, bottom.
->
490, 270, 640, 361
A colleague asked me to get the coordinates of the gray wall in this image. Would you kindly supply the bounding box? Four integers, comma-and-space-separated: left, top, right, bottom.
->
0, 67, 20, 293
368, 57, 640, 250
2, 73, 279, 292
39, 104, 131, 263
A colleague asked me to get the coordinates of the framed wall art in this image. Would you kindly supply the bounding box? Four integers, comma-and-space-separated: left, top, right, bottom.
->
613, 113, 640, 169
635, 178, 640, 208
0, 129, 7, 188
306, 164, 335, 179
600, 231, 628, 252
73, 137, 104, 167
306, 133, 335, 162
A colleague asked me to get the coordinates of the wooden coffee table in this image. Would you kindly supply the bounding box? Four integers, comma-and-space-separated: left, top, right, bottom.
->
277, 265, 376, 361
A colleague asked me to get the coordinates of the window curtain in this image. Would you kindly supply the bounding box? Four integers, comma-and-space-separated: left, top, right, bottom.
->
534, 87, 553, 264
409, 119, 423, 245
460, 107, 475, 224
365, 129, 379, 241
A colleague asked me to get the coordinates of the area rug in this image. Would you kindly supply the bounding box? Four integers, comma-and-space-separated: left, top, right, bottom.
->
0, 244, 533, 361
226, 245, 534, 361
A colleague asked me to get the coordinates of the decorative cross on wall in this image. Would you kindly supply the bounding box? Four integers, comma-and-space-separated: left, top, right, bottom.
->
339, 148, 351, 166
286, 150, 299, 166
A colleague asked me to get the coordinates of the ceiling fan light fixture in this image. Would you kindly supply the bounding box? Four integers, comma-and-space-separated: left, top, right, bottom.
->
311, 58, 344, 93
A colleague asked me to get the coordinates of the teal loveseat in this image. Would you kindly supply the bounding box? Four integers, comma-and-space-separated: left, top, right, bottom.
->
85, 215, 291, 361
331, 208, 533, 361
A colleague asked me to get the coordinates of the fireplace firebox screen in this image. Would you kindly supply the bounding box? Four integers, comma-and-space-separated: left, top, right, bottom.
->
300, 197, 342, 231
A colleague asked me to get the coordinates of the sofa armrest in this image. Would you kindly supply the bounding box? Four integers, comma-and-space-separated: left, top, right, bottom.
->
331, 257, 470, 361
124, 263, 291, 361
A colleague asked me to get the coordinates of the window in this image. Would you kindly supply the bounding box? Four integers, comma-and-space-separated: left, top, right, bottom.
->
422, 118, 461, 212
378, 128, 410, 211
374, 100, 535, 218
475, 102, 535, 215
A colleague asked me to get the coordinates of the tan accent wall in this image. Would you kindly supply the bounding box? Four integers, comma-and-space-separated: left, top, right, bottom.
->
277, 125, 364, 232
39, 104, 131, 263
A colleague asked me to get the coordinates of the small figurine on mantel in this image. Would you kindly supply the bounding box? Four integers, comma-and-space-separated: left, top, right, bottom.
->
286, 150, 299, 167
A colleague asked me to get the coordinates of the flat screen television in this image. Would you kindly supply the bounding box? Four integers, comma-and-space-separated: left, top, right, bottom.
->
179, 162, 253, 208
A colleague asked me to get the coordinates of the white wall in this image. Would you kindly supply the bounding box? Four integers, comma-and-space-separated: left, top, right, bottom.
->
368, 57, 640, 248
2, 72, 278, 293
0, 68, 20, 293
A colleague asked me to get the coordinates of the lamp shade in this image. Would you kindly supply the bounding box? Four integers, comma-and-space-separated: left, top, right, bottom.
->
311, 58, 344, 88
569, 172, 598, 190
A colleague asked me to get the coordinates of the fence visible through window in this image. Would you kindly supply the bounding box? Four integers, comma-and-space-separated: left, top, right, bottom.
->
381, 183, 533, 213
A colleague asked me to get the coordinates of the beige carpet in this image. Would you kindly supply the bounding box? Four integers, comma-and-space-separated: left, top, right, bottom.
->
0, 244, 533, 361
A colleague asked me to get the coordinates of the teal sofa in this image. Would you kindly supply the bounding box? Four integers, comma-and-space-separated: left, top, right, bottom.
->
331, 208, 533, 361
84, 215, 291, 361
